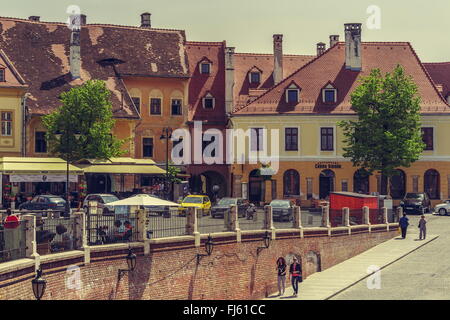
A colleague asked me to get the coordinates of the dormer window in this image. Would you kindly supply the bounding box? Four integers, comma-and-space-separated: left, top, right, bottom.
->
249, 72, 261, 84
322, 82, 337, 104
0, 69, 5, 82
200, 62, 211, 74
203, 93, 215, 109
285, 83, 300, 103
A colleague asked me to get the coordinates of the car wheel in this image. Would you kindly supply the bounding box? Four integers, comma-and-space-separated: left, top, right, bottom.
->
439, 208, 447, 216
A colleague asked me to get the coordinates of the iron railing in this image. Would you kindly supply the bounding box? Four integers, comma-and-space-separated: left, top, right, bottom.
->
0, 220, 27, 263
86, 213, 139, 245
36, 217, 78, 255
146, 208, 187, 239
198, 209, 227, 234
238, 208, 266, 231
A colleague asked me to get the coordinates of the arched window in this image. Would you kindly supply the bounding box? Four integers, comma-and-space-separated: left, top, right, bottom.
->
353, 169, 370, 194
424, 169, 440, 199
390, 170, 406, 199
283, 169, 300, 197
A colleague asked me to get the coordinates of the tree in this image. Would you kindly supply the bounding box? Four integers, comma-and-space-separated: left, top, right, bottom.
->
43, 80, 124, 162
167, 163, 182, 184
338, 65, 425, 194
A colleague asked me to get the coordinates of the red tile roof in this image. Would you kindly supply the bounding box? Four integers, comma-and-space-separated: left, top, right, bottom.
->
186, 41, 226, 123
0, 16, 189, 117
423, 62, 450, 98
233, 42, 450, 115
0, 49, 27, 89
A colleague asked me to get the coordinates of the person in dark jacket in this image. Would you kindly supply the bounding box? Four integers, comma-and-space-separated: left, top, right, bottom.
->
276, 257, 287, 296
418, 215, 427, 240
399, 213, 409, 239
289, 256, 302, 297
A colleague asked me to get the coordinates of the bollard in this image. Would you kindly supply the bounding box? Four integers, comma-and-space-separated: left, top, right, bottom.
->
321, 205, 330, 228
363, 206, 370, 225
342, 207, 351, 235
73, 211, 85, 250
264, 205, 275, 239
293, 206, 303, 238
137, 209, 147, 241
229, 205, 241, 242
22, 215, 38, 259
382, 207, 389, 231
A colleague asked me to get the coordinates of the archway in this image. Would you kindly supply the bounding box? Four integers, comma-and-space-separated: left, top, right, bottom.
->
283, 169, 300, 197
424, 169, 440, 199
306, 251, 321, 273
389, 170, 406, 199
353, 169, 370, 194
319, 169, 335, 199
249, 169, 264, 203
189, 171, 227, 200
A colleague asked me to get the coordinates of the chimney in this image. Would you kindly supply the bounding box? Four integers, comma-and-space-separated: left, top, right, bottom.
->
225, 46, 235, 114
141, 12, 151, 28
70, 28, 81, 79
273, 34, 283, 85
317, 42, 326, 56
80, 14, 87, 25
329, 35, 339, 47
28, 16, 40, 22
344, 23, 362, 71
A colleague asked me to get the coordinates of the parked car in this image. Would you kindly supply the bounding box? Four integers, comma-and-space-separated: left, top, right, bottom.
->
19, 195, 66, 212
178, 195, 211, 216
270, 199, 295, 221
400, 193, 431, 214
82, 194, 120, 215
434, 199, 450, 216
211, 198, 248, 218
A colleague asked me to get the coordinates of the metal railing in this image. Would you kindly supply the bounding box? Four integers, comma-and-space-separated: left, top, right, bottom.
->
0, 220, 27, 263
36, 217, 78, 255
349, 209, 364, 225
238, 208, 265, 231
86, 213, 139, 245
146, 208, 187, 239
198, 209, 227, 234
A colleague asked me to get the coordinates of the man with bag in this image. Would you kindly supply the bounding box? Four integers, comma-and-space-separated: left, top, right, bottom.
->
399, 213, 409, 239
289, 256, 302, 297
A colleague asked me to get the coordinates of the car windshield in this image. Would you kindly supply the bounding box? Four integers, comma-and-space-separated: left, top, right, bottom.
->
102, 195, 119, 203
183, 197, 203, 204
405, 193, 424, 199
270, 200, 290, 208
48, 197, 65, 203
217, 198, 237, 206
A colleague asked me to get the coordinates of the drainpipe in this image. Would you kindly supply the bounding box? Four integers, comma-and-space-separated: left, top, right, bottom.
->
21, 93, 30, 157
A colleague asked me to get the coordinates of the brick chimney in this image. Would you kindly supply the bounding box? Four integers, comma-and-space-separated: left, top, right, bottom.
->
141, 12, 151, 28
225, 46, 235, 114
80, 14, 87, 25
344, 23, 362, 71
273, 34, 283, 85
317, 42, 326, 56
329, 35, 339, 47
28, 16, 40, 22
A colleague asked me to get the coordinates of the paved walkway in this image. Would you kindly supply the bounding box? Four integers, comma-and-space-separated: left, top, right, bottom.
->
266, 228, 438, 300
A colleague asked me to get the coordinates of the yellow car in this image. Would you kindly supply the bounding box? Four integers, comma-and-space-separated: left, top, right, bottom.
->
178, 195, 211, 216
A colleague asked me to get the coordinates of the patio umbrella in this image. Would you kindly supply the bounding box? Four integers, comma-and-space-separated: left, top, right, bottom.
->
107, 194, 180, 207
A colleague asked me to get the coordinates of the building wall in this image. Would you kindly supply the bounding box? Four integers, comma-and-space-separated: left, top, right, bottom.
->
0, 228, 397, 300
0, 88, 23, 155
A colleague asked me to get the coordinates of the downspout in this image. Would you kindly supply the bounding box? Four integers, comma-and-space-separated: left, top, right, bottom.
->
21, 93, 30, 157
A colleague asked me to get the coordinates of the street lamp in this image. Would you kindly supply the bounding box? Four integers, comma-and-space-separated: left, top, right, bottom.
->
212, 184, 220, 204
118, 248, 137, 279
160, 127, 173, 200
55, 131, 81, 217
197, 234, 214, 265
257, 231, 271, 255
31, 267, 47, 300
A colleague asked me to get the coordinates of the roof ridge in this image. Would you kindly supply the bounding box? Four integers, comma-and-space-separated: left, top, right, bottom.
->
186, 41, 225, 46
235, 52, 314, 57
233, 44, 336, 113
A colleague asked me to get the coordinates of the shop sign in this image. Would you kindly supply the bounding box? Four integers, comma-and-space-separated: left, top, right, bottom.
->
314, 162, 342, 169
9, 174, 78, 183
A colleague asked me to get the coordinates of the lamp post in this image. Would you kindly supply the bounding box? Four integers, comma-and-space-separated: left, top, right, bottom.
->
118, 248, 137, 279
212, 184, 220, 205
160, 127, 173, 200
196, 234, 214, 264
31, 267, 47, 300
256, 231, 271, 255
55, 131, 81, 217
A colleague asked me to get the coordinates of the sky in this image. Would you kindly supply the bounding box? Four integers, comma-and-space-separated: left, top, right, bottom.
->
3, 0, 450, 62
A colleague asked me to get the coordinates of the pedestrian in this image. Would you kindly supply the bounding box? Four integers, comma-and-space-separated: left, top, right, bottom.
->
289, 256, 302, 297
276, 257, 287, 296
399, 213, 409, 239
418, 215, 427, 240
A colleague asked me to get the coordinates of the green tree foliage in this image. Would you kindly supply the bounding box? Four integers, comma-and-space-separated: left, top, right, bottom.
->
338, 65, 425, 191
167, 162, 182, 184
43, 80, 124, 162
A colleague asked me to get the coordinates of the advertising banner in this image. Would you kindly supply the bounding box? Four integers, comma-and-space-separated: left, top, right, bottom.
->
9, 174, 78, 183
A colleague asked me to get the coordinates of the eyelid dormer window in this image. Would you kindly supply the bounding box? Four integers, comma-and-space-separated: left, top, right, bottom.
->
202, 93, 215, 109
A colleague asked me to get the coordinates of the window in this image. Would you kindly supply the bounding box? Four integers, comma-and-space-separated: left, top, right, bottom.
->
1, 112, 12, 136
389, 170, 406, 199
285, 128, 298, 151
200, 63, 210, 74
323, 89, 336, 103
150, 98, 162, 115
143, 138, 153, 157
35, 131, 47, 153
203, 94, 215, 109
171, 99, 182, 115
249, 72, 261, 84
286, 89, 299, 103
250, 128, 264, 151
283, 169, 300, 197
0, 69, 5, 82
424, 169, 440, 199
320, 127, 334, 151
421, 127, 433, 151
132, 97, 141, 113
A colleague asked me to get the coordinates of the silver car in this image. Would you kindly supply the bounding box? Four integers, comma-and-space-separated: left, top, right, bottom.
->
83, 194, 119, 215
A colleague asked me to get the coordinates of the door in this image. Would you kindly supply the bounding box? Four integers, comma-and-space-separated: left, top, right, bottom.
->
319, 170, 335, 199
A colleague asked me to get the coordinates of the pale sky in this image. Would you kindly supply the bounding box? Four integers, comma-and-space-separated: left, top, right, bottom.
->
3, 0, 450, 62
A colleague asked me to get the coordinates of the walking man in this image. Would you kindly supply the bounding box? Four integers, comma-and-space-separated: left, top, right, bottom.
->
289, 256, 302, 297
399, 213, 409, 239
418, 215, 427, 240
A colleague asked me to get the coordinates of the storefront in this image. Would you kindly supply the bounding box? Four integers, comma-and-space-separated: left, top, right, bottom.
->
0, 157, 84, 208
